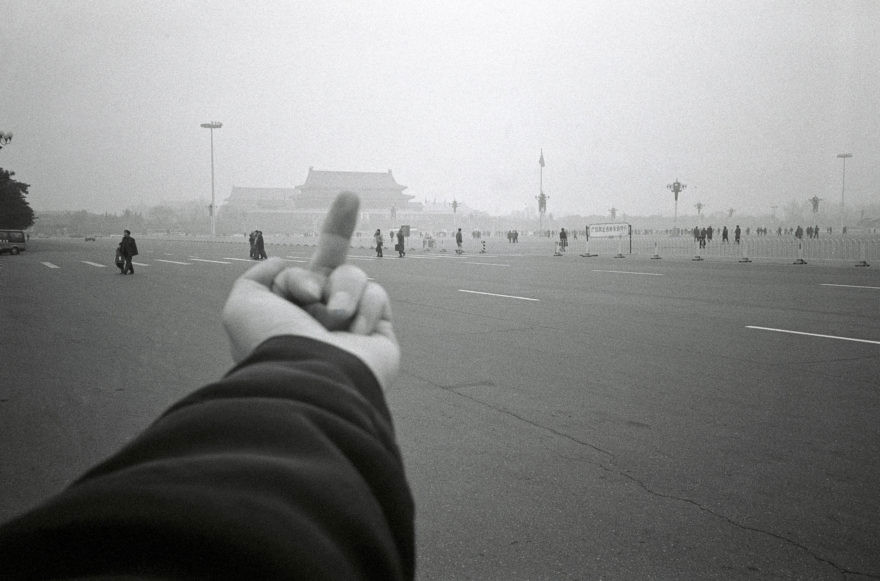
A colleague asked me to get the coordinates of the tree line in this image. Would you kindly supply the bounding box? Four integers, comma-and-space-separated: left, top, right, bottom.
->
0, 168, 35, 230
31, 201, 213, 237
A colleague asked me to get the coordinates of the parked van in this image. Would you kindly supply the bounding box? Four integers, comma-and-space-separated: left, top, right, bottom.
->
0, 230, 27, 255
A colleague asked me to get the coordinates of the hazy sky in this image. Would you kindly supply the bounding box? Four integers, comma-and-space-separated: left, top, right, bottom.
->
2, 0, 878, 218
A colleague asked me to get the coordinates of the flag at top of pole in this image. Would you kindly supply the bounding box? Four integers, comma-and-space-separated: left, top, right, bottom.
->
539, 149, 545, 168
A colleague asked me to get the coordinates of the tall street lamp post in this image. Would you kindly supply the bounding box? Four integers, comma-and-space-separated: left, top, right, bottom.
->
536, 149, 548, 232
201, 122, 223, 236
667, 179, 686, 235
836, 153, 852, 233
0, 131, 12, 150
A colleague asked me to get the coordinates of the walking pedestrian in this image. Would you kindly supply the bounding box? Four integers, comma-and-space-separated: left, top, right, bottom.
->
396, 229, 405, 257
119, 229, 138, 275
455, 228, 463, 254
734, 225, 741, 244
559, 228, 568, 252
255, 230, 267, 260
374, 228, 383, 257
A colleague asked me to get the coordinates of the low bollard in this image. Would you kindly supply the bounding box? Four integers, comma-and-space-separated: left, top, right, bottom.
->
793, 241, 807, 265
738, 240, 752, 263
580, 239, 596, 257
613, 237, 625, 259
855, 241, 870, 267
650, 241, 661, 260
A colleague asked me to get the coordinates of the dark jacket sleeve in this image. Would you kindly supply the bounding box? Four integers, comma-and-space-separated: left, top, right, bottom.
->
0, 336, 415, 580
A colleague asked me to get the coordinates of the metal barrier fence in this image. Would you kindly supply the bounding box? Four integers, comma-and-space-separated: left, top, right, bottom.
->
579, 236, 878, 263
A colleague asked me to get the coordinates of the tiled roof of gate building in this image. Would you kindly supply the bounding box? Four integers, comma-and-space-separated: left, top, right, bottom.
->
297, 168, 407, 192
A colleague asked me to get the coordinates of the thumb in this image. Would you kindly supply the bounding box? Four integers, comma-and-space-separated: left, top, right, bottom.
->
310, 191, 360, 276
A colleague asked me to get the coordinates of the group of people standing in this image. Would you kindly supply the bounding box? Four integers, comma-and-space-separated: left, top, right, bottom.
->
694, 225, 742, 247
374, 228, 406, 258
795, 225, 822, 239
248, 230, 267, 260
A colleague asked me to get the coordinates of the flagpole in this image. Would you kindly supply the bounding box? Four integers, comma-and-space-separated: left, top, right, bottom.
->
538, 149, 546, 232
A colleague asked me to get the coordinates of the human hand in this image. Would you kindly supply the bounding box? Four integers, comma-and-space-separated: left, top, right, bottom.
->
222, 192, 400, 390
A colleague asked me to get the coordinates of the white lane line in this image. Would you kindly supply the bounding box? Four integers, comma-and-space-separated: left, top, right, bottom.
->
820, 283, 880, 290
463, 261, 509, 267
746, 326, 880, 346
224, 257, 257, 262
132, 262, 149, 267
459, 289, 539, 302
41, 262, 60, 269
592, 269, 664, 276
81, 261, 107, 268
189, 258, 232, 264
155, 259, 192, 265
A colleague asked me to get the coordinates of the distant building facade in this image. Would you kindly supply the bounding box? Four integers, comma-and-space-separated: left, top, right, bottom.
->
218, 167, 484, 235
295, 168, 417, 212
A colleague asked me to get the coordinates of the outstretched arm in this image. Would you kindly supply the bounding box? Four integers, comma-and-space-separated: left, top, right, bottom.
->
0, 192, 414, 580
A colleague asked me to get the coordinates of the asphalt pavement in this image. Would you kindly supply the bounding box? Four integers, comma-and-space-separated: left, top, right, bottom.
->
1, 236, 878, 579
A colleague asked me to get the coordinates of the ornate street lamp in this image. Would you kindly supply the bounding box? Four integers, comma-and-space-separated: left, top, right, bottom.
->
667, 178, 686, 234
536, 149, 548, 231
0, 131, 12, 150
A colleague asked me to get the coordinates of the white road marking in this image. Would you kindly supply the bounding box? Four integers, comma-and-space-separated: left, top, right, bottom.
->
132, 262, 149, 267
459, 289, 539, 302
820, 283, 880, 290
463, 261, 509, 267
746, 326, 880, 346
224, 257, 257, 262
189, 258, 232, 264
155, 259, 192, 265
41, 262, 60, 269
592, 269, 664, 276
81, 261, 107, 268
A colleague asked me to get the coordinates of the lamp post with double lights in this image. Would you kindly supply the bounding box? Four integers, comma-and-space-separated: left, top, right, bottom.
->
0, 131, 12, 150
200, 122, 222, 236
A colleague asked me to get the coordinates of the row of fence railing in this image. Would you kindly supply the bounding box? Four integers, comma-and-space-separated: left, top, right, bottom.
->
577, 236, 877, 263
